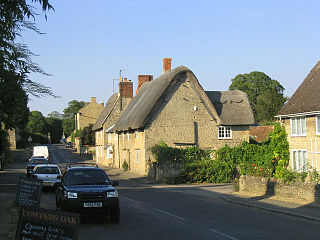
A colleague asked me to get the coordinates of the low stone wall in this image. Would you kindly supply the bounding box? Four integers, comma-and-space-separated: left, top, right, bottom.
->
239, 175, 320, 204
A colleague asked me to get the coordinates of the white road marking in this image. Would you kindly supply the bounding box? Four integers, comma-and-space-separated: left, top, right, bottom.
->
153, 208, 186, 221
121, 196, 140, 204
208, 228, 238, 240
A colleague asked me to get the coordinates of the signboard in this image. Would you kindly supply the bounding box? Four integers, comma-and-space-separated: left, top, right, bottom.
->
28, 136, 32, 142
16, 207, 80, 240
15, 177, 43, 208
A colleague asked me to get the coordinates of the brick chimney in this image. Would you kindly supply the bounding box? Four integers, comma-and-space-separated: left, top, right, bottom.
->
119, 80, 133, 98
90, 97, 96, 103
136, 75, 153, 94
163, 58, 172, 73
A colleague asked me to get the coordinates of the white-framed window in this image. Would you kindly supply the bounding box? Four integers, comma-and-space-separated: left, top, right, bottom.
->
292, 149, 307, 172
316, 116, 320, 135
127, 132, 130, 141
290, 117, 306, 136
135, 130, 139, 139
218, 126, 232, 139
114, 133, 117, 140
136, 149, 140, 163
108, 133, 112, 141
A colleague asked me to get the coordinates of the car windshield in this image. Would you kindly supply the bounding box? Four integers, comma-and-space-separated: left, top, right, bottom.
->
35, 167, 59, 174
65, 169, 110, 186
29, 159, 48, 165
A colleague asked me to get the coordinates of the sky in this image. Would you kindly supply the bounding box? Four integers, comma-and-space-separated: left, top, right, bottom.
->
23, 0, 320, 117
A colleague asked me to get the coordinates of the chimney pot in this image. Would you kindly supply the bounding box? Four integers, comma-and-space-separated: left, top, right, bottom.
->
163, 58, 172, 73
101, 101, 104, 107
124, 78, 127, 82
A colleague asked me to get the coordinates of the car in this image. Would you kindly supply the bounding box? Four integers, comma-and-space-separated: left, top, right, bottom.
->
26, 157, 49, 177
55, 163, 120, 223
31, 164, 62, 188
65, 142, 73, 148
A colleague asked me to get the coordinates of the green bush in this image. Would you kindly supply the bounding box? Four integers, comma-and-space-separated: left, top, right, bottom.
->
122, 160, 129, 171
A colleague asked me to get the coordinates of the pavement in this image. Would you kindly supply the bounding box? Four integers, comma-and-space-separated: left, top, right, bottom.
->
3, 148, 320, 225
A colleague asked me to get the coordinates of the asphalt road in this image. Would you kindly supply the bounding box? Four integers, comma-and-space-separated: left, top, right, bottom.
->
2, 144, 320, 240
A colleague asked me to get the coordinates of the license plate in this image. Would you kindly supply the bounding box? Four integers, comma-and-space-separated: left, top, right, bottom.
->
84, 202, 102, 208
43, 182, 53, 186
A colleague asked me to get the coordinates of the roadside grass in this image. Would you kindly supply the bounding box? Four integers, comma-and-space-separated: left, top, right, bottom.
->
0, 194, 18, 240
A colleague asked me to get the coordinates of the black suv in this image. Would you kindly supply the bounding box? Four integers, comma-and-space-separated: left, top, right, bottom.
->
55, 163, 120, 223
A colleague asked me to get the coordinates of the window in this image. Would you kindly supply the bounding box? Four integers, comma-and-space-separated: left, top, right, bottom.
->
106, 146, 113, 159
127, 132, 130, 141
114, 133, 117, 140
136, 150, 140, 163
316, 116, 320, 135
290, 117, 306, 136
218, 126, 232, 139
100, 130, 102, 139
135, 131, 139, 139
292, 150, 307, 172
122, 132, 125, 140
108, 133, 112, 141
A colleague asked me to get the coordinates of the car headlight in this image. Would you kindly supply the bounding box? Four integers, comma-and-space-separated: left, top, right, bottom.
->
67, 192, 78, 199
107, 191, 118, 198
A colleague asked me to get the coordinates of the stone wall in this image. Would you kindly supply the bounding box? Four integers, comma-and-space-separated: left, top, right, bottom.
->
239, 175, 320, 204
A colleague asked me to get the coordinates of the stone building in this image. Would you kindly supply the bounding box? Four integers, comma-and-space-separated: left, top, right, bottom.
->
106, 60, 254, 176
75, 97, 104, 131
92, 78, 134, 165
276, 61, 320, 172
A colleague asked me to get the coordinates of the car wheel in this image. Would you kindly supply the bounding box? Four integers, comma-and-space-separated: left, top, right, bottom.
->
110, 206, 120, 223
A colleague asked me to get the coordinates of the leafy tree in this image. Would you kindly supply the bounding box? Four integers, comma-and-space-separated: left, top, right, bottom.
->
26, 111, 46, 134
81, 124, 95, 146
0, 0, 54, 130
62, 100, 85, 137
63, 100, 85, 119
229, 71, 287, 122
47, 111, 62, 119
45, 117, 63, 144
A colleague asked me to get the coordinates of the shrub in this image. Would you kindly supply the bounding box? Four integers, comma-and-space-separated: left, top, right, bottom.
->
122, 160, 129, 171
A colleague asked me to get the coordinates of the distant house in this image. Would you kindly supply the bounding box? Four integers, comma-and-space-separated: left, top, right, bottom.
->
276, 61, 320, 172
92, 79, 134, 165
75, 97, 104, 131
106, 59, 254, 176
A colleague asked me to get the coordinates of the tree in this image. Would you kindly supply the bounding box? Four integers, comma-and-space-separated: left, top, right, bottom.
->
63, 100, 86, 119
62, 100, 85, 137
47, 111, 62, 119
229, 71, 287, 122
26, 111, 46, 134
81, 124, 95, 146
45, 117, 63, 144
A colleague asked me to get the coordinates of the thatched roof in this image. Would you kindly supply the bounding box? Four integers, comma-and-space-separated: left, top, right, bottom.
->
277, 61, 320, 116
109, 66, 254, 132
92, 93, 119, 131
206, 90, 255, 125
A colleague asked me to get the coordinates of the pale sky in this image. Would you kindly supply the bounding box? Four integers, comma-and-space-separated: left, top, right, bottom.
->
23, 0, 320, 116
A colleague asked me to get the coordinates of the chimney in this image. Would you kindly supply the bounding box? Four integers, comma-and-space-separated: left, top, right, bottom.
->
101, 101, 104, 107
90, 97, 96, 103
119, 80, 133, 98
163, 58, 172, 73
136, 75, 153, 94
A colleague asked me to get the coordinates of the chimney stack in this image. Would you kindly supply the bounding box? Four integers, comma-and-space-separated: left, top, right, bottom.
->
163, 58, 172, 73
119, 80, 133, 98
101, 101, 104, 107
90, 97, 97, 103
136, 75, 153, 94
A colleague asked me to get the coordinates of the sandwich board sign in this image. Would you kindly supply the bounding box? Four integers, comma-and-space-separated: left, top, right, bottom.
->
16, 207, 80, 240
15, 177, 43, 208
